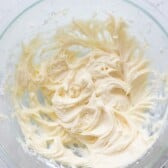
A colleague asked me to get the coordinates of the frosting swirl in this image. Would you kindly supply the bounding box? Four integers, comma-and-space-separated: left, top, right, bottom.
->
14, 17, 155, 168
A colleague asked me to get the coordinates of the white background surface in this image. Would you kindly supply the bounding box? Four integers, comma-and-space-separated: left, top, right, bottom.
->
0, 0, 168, 168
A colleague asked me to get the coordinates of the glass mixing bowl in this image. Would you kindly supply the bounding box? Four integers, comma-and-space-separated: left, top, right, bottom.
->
0, 0, 168, 167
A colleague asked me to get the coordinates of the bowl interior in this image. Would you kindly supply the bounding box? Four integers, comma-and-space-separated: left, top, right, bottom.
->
0, 0, 168, 168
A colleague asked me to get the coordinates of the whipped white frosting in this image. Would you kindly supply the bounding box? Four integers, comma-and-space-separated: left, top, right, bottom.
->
0, 114, 6, 120
13, 17, 157, 168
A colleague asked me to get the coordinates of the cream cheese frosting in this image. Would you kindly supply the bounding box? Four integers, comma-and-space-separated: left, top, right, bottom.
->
13, 17, 157, 168
0, 114, 6, 120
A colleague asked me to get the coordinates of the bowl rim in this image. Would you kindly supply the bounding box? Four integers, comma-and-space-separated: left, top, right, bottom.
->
0, 0, 168, 41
